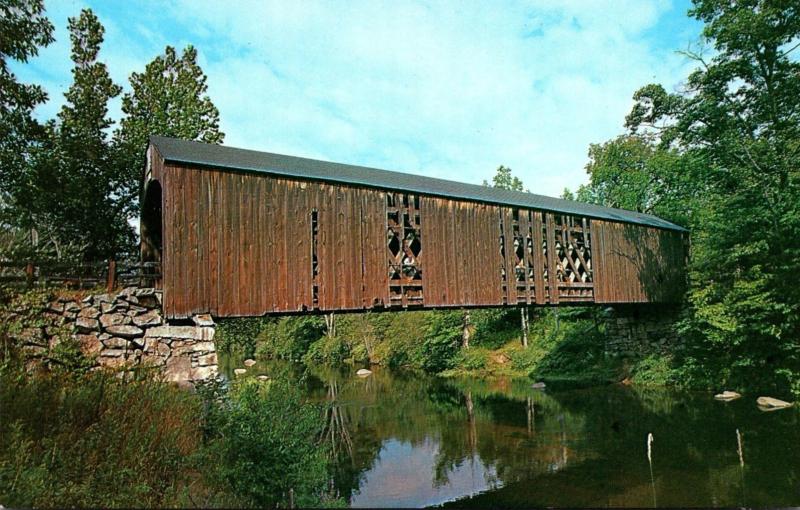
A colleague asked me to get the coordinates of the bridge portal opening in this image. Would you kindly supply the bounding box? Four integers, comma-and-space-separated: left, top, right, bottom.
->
141, 179, 162, 267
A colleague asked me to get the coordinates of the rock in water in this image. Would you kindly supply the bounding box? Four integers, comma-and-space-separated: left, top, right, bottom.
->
531, 382, 546, 390
714, 391, 742, 401
356, 368, 372, 377
243, 358, 257, 367
756, 396, 793, 410
233, 368, 247, 376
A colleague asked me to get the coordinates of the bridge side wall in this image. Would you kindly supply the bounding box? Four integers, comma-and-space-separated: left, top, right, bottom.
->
593, 221, 687, 304
155, 160, 687, 319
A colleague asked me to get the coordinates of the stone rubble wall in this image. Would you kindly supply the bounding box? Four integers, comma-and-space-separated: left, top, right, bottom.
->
23, 287, 217, 385
603, 304, 681, 358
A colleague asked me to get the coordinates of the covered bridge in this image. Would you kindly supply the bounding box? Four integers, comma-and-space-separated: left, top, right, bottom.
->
141, 136, 687, 320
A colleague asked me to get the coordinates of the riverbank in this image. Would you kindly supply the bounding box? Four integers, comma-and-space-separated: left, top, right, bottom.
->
219, 306, 799, 400
219, 307, 668, 392
0, 289, 344, 508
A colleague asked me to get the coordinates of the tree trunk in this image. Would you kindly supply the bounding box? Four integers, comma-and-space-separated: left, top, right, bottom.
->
462, 309, 471, 349
324, 312, 336, 338
521, 306, 529, 348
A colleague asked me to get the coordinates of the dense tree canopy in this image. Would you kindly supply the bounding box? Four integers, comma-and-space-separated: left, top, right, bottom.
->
575, 0, 800, 394
114, 45, 224, 217
0, 7, 223, 260
0, 0, 53, 228
51, 9, 130, 260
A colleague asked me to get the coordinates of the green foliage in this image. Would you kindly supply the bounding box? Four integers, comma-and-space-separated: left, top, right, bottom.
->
255, 316, 326, 361
114, 45, 224, 217
483, 165, 525, 191
304, 332, 351, 365
0, 0, 54, 227
0, 315, 341, 508
469, 308, 521, 349
630, 354, 678, 387
571, 0, 800, 397
505, 343, 543, 373
574, 134, 699, 226
416, 310, 463, 372
216, 316, 272, 357
3, 10, 223, 260
4, 8, 134, 260
453, 346, 489, 371
530, 309, 620, 386
50, 9, 132, 259
204, 378, 336, 508
0, 369, 203, 508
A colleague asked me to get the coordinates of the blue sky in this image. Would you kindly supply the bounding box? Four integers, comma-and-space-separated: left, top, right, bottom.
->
13, 0, 704, 197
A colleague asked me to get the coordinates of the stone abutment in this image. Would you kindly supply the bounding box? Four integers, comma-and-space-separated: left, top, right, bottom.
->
12, 286, 218, 386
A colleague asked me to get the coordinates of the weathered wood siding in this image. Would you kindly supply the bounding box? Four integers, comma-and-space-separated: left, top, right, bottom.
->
420, 197, 504, 307
152, 161, 687, 319
592, 220, 686, 303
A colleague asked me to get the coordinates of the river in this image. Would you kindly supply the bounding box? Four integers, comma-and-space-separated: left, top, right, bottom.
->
220, 359, 799, 507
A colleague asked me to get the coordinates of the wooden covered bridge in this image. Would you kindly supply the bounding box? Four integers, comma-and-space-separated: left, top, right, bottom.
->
141, 137, 687, 320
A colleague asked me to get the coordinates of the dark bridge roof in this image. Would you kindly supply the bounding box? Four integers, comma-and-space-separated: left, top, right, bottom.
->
150, 136, 686, 232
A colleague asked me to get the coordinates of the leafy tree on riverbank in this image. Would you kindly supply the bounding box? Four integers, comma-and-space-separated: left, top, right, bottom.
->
1, 9, 224, 260
53, 9, 131, 260
113, 45, 224, 218
572, 0, 800, 395
0, 0, 53, 243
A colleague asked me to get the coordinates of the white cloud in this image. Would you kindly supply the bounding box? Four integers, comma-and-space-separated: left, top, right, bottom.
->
13, 0, 702, 196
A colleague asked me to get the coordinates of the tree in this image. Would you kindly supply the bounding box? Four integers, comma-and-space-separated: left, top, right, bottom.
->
0, 0, 54, 233
114, 45, 224, 217
50, 9, 131, 260
624, 0, 800, 395
483, 165, 524, 191
573, 134, 699, 226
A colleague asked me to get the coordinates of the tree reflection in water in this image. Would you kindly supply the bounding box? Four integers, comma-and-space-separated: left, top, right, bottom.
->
252, 361, 799, 508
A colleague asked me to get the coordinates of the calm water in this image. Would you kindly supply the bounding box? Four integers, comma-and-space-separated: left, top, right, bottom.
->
222, 360, 800, 508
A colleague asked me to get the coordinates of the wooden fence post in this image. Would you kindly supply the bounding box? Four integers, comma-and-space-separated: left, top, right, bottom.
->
25, 261, 34, 288
107, 259, 117, 292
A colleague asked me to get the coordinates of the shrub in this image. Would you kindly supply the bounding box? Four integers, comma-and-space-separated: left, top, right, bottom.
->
469, 308, 521, 349
453, 346, 489, 371
206, 378, 336, 508
216, 317, 273, 357
630, 354, 678, 386
256, 316, 326, 361
507, 344, 543, 373
416, 310, 463, 373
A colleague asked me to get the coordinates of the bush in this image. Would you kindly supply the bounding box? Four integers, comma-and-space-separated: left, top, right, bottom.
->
469, 308, 521, 349
303, 333, 350, 364
205, 378, 337, 508
507, 344, 543, 373
216, 317, 273, 357
416, 310, 463, 373
255, 316, 326, 361
630, 353, 678, 386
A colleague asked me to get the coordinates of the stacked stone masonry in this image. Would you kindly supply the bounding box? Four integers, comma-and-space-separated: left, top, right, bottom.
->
603, 305, 681, 358
33, 287, 217, 385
